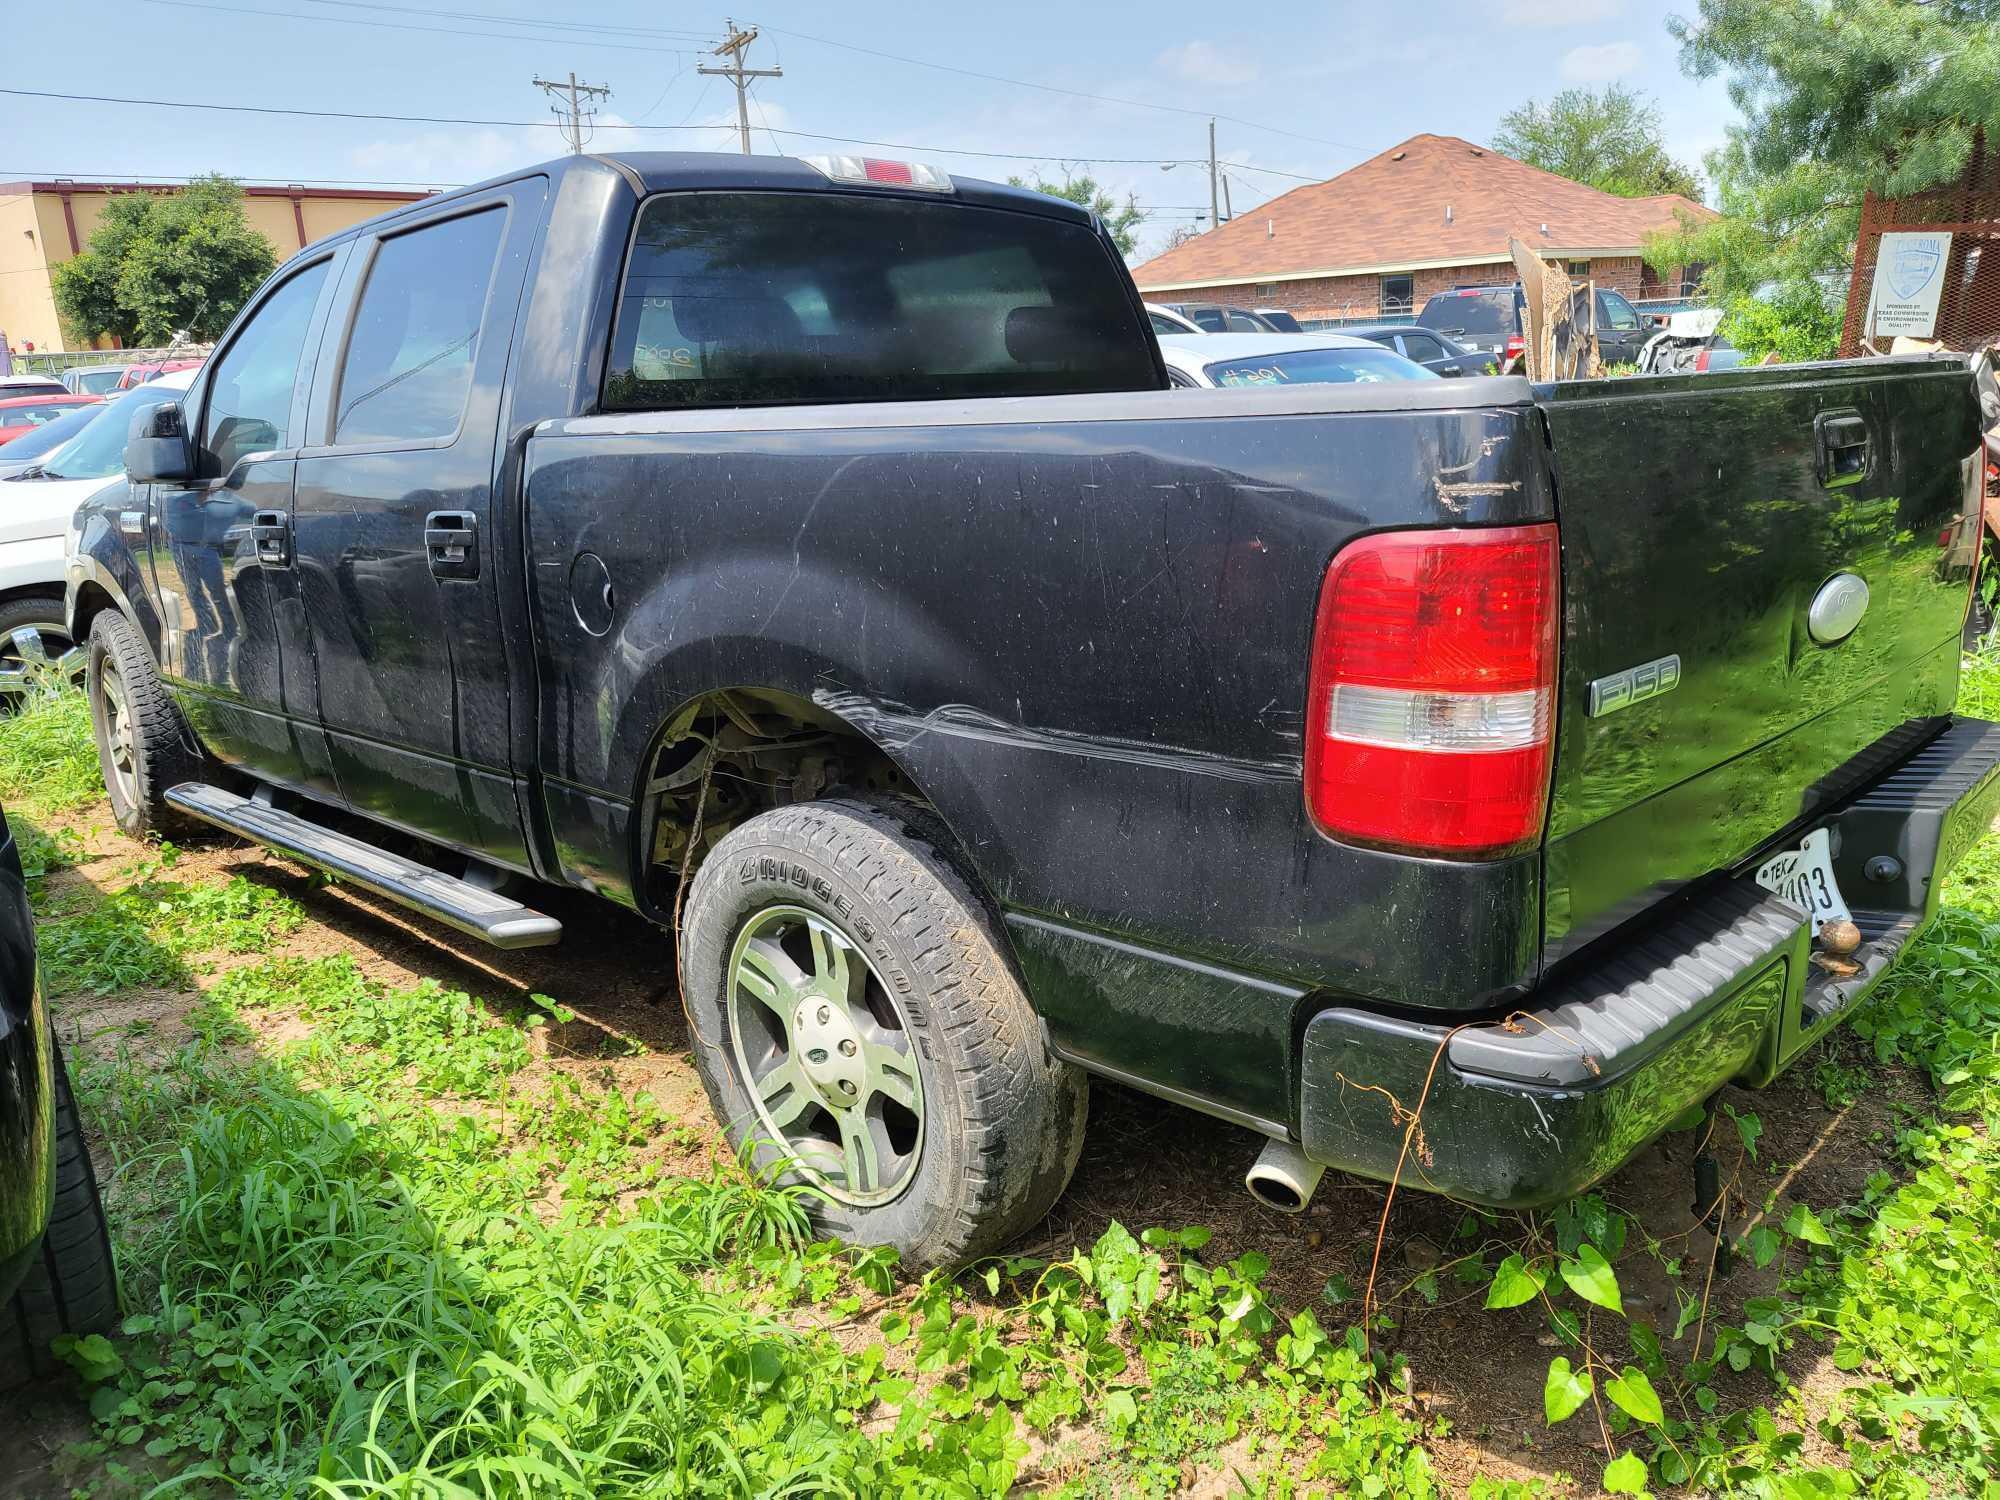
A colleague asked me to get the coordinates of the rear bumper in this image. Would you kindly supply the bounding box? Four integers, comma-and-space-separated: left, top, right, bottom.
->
1298, 715, 2000, 1208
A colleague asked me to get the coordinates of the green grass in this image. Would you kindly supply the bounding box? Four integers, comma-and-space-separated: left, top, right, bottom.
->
0, 688, 104, 816
61, 951, 1443, 1496
37, 851, 301, 996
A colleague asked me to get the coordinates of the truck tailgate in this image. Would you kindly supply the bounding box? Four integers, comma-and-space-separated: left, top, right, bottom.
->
1540, 355, 1983, 961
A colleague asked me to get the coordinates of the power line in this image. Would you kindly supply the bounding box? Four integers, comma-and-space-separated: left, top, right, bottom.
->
134, 0, 697, 53
292, 0, 715, 42
0, 86, 1327, 181
0, 169, 458, 188
756, 23, 1368, 155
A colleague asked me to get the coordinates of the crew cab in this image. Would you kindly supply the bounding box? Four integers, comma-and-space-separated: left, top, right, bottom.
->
67, 151, 1997, 1266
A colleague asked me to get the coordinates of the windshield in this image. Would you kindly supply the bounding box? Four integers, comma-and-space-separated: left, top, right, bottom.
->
1418, 291, 1513, 337
41, 382, 181, 480
1203, 346, 1438, 386
0, 403, 100, 466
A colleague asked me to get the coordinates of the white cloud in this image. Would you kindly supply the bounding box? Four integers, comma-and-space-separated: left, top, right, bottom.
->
1559, 40, 1643, 81
1502, 0, 1621, 23
1156, 41, 1259, 88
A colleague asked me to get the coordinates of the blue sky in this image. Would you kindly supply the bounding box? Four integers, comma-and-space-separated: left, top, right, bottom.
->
2, 0, 1740, 258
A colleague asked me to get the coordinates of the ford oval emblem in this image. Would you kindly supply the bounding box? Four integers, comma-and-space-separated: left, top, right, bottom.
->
1808, 572, 1870, 645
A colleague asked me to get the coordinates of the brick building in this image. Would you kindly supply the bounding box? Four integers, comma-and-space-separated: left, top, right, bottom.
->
0, 179, 434, 354
1129, 134, 1713, 321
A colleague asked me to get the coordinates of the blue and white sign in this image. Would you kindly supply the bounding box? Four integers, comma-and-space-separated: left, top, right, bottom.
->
1868, 231, 1954, 338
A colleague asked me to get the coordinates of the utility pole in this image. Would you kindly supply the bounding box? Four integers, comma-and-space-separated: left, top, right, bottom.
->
699, 19, 782, 155
533, 70, 611, 154
1208, 118, 1220, 230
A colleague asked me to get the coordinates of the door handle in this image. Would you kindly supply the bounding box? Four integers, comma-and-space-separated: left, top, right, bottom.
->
425, 510, 479, 579
250, 510, 292, 567
1815, 410, 1872, 489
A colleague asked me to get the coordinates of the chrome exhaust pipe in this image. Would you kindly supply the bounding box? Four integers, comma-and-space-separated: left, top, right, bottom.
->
1245, 1138, 1324, 1213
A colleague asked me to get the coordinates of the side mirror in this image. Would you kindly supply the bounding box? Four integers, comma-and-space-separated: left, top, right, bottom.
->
125, 400, 195, 483
1436, 366, 1466, 378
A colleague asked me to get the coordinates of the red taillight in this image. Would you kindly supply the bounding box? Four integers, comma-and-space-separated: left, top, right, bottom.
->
1304, 525, 1560, 858
1503, 335, 1525, 366
1694, 347, 1712, 372
863, 158, 914, 184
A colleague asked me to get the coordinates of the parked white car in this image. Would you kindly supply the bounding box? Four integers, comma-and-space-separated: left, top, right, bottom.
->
1145, 303, 1204, 336
0, 370, 194, 701
1155, 332, 1438, 388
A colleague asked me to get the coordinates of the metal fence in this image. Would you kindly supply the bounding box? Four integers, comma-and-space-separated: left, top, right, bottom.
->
8, 345, 201, 377
1840, 144, 2000, 357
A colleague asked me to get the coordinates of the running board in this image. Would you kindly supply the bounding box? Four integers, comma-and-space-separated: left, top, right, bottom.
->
165, 783, 562, 949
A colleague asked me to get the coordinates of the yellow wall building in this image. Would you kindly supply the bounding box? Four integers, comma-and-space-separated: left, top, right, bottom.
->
0, 179, 432, 355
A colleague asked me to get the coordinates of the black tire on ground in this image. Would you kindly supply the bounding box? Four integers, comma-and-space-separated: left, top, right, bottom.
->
0, 593, 78, 713
1, 1038, 117, 1391
86, 610, 204, 839
681, 799, 1088, 1270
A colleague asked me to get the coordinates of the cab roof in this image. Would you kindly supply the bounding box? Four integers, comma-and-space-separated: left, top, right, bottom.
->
308, 151, 1096, 256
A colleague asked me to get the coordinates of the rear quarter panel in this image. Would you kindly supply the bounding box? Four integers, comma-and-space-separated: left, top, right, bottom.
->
524, 382, 1555, 1127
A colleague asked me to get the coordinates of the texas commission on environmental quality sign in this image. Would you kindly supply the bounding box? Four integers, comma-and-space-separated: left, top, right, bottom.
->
1868, 231, 1954, 339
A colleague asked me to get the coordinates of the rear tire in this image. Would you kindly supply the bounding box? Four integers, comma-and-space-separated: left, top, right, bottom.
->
87, 610, 203, 840
1, 1039, 117, 1391
681, 799, 1087, 1270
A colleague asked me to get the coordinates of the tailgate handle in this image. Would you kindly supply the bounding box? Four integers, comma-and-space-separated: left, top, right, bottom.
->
1815, 411, 1872, 489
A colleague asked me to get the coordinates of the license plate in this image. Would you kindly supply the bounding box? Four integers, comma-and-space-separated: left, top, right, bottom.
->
1753, 827, 1852, 934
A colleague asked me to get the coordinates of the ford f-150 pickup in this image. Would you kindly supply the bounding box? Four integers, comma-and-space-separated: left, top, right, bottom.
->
66, 150, 1998, 1267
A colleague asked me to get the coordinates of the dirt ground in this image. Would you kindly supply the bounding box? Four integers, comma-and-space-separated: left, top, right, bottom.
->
4, 809, 1918, 1498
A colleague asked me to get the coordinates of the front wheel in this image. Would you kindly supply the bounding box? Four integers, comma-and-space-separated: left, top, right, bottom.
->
682, 800, 1087, 1269
86, 611, 203, 839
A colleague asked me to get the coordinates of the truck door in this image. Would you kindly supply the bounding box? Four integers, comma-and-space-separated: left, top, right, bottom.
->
291, 180, 545, 865
150, 253, 341, 789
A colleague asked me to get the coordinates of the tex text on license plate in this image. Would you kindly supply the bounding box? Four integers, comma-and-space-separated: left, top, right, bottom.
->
1752, 827, 1852, 934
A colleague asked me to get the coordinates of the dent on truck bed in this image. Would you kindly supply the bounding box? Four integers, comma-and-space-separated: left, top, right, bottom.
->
523, 388, 1554, 1128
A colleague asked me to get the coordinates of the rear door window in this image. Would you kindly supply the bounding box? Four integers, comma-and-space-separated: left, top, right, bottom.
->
605, 192, 1154, 408
333, 206, 506, 445
1397, 332, 1446, 362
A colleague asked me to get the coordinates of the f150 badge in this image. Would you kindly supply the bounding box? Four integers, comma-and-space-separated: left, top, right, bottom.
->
1587, 654, 1681, 718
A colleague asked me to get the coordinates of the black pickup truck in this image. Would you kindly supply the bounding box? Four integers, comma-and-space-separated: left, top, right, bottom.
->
66, 150, 1998, 1267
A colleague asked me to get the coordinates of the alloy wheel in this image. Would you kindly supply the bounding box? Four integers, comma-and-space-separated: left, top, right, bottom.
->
97, 660, 138, 805
726, 904, 926, 1206
0, 622, 83, 706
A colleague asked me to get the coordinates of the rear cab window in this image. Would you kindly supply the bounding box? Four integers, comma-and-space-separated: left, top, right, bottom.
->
1418, 290, 1514, 339
604, 190, 1155, 409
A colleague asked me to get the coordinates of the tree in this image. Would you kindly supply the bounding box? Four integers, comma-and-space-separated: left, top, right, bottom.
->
1493, 84, 1702, 199
1006, 173, 1146, 256
1647, 0, 2000, 350
52, 176, 276, 346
